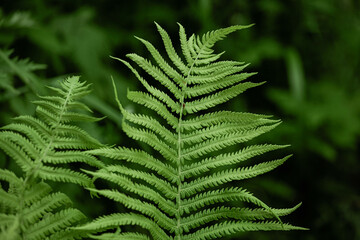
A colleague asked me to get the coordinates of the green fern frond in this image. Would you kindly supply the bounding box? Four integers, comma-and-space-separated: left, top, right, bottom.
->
81, 23, 305, 239
0, 76, 105, 239
0, 76, 105, 186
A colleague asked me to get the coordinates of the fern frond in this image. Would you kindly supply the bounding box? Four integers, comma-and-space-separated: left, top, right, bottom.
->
122, 121, 178, 162
36, 166, 94, 187
0, 49, 45, 96
0, 76, 105, 186
0, 76, 105, 239
87, 23, 305, 239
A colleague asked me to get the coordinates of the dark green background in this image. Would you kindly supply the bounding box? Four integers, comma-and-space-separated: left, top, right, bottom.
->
1, 1, 359, 239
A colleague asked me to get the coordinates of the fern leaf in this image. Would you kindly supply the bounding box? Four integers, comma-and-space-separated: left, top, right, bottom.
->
134, 36, 184, 86
0, 188, 18, 210
87, 169, 177, 208
88, 147, 177, 182
121, 109, 177, 145
25, 208, 86, 240
86, 23, 305, 239
98, 165, 177, 199
155, 22, 189, 74
118, 58, 181, 113
122, 121, 178, 162
87, 189, 176, 231
0, 49, 45, 95
23, 192, 73, 224
183, 221, 306, 240
182, 156, 290, 197
181, 111, 272, 131
185, 72, 257, 98
181, 119, 279, 145
182, 123, 281, 161
127, 90, 178, 127
185, 81, 264, 114
0, 76, 105, 239
120, 54, 182, 100
0, 76, 105, 186
182, 144, 289, 178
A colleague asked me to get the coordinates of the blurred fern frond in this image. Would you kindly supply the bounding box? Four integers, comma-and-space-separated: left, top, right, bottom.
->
0, 49, 46, 101
0, 11, 35, 29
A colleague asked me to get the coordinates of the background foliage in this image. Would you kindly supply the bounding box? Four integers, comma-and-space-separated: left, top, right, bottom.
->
0, 0, 359, 239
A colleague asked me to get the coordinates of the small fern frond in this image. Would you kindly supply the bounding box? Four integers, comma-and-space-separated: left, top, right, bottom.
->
84, 23, 305, 239
0, 76, 105, 239
0, 76, 105, 187
0, 49, 45, 97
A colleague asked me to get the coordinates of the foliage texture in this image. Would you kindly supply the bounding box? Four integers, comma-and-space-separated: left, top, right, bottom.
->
78, 24, 305, 239
0, 76, 104, 239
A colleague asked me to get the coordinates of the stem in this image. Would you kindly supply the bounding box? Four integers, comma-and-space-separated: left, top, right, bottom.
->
175, 57, 199, 239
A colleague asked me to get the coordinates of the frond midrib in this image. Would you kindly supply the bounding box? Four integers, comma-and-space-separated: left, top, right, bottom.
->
175, 37, 217, 239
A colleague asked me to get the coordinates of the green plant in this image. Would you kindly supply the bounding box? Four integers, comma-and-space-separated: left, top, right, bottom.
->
77, 23, 305, 239
0, 76, 104, 239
